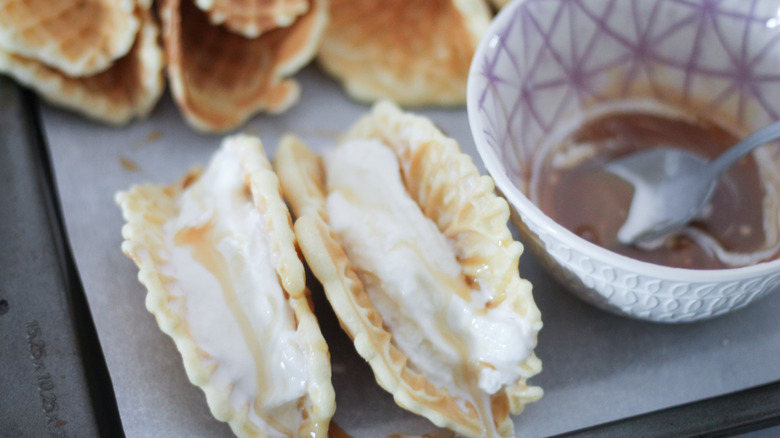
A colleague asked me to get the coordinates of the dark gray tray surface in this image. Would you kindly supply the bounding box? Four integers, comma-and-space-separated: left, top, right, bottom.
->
0, 78, 121, 437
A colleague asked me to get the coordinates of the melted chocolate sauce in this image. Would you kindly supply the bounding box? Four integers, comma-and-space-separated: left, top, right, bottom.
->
536, 111, 768, 270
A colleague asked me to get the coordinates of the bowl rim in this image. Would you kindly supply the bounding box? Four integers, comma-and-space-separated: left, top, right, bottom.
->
466, 0, 780, 282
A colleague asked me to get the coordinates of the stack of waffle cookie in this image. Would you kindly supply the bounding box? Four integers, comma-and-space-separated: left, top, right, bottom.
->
0, 0, 164, 124
0, 0, 508, 131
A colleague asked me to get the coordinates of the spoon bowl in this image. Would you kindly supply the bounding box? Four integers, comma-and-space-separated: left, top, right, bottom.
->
606, 120, 780, 245
468, 0, 780, 322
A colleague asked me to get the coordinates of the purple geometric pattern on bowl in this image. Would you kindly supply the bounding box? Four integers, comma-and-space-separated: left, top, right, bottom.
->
475, 0, 780, 189
469, 0, 780, 322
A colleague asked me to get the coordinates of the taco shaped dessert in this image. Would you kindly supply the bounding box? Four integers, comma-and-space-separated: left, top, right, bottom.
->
158, 0, 327, 132
116, 134, 335, 438
274, 102, 542, 437
0, 0, 165, 125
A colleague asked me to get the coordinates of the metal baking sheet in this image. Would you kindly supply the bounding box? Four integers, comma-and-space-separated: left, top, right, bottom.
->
38, 67, 780, 437
0, 78, 121, 437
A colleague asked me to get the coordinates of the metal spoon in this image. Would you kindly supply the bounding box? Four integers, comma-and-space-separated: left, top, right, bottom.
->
605, 119, 780, 245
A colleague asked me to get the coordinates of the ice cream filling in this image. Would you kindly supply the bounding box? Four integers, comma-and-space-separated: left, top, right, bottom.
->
159, 144, 307, 437
324, 138, 535, 427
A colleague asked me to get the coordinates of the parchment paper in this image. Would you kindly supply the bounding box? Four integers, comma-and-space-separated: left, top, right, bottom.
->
40, 67, 780, 437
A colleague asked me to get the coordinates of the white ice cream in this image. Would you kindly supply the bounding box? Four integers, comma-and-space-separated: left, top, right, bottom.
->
324, 138, 535, 400
160, 145, 307, 437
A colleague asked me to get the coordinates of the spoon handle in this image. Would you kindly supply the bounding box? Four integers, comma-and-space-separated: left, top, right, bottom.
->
708, 119, 780, 177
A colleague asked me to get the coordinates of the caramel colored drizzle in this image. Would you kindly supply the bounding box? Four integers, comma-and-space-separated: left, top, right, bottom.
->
174, 222, 293, 437
146, 129, 163, 143
119, 156, 140, 172
335, 203, 500, 437
397, 214, 501, 438
391, 240, 473, 303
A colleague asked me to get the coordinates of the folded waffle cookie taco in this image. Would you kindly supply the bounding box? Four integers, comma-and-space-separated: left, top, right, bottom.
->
116, 135, 335, 438
0, 2, 164, 125
274, 102, 542, 438
159, 0, 327, 132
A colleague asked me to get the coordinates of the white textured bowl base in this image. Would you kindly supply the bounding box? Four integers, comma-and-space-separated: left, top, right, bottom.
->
509, 201, 780, 323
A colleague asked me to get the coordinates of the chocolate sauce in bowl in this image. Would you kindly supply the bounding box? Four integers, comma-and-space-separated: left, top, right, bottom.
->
534, 110, 776, 270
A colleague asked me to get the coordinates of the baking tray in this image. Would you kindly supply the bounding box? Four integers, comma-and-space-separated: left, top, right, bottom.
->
0, 77, 122, 436
4, 68, 780, 436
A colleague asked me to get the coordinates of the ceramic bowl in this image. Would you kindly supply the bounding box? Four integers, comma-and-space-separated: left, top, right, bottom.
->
467, 0, 780, 322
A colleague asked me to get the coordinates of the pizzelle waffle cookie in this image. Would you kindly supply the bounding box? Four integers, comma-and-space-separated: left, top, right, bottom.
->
274, 102, 542, 437
317, 0, 491, 106
194, 0, 310, 38
0, 0, 139, 77
0, 4, 164, 125
159, 0, 327, 132
116, 134, 335, 438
